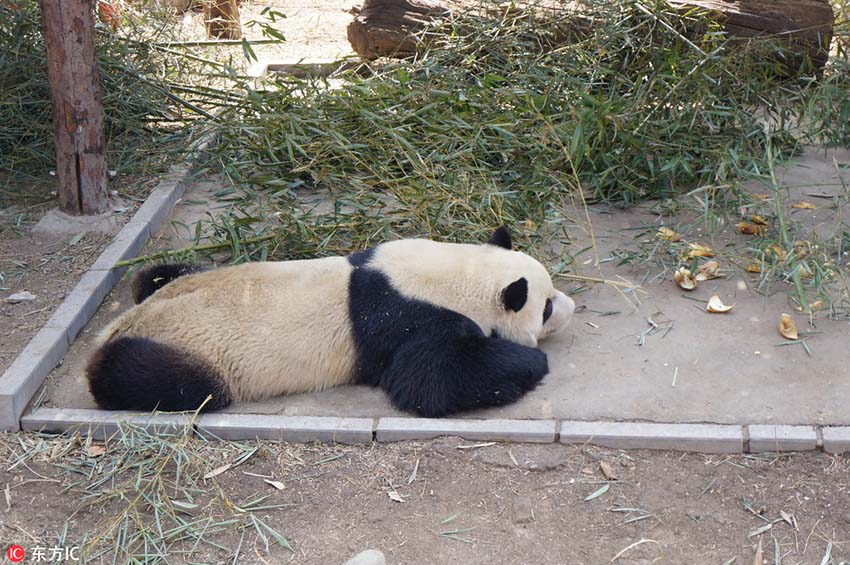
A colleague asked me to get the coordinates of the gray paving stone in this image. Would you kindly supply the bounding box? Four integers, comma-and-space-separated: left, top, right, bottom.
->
748, 425, 818, 453
0, 327, 68, 432
45, 269, 116, 344
21, 408, 191, 440
559, 421, 743, 453
89, 219, 150, 272
821, 427, 850, 454
376, 418, 556, 443
197, 414, 374, 444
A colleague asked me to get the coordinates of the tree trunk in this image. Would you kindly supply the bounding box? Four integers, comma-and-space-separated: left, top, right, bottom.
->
205, 0, 241, 40
39, 0, 109, 216
347, 0, 834, 75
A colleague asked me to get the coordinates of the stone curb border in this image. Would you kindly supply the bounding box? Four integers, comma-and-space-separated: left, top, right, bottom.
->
0, 163, 200, 432
19, 408, 850, 454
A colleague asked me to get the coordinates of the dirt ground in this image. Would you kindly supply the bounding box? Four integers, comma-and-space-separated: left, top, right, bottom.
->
0, 220, 114, 375
1, 435, 848, 564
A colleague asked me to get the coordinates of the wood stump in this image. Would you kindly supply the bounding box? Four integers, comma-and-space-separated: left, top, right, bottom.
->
347, 0, 834, 75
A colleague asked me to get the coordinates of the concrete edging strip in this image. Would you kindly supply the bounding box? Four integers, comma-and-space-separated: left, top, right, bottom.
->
21, 407, 192, 441
749, 424, 819, 453
376, 417, 557, 443
197, 413, 374, 444
822, 427, 850, 454
18, 407, 850, 454
559, 421, 744, 453
0, 169, 193, 432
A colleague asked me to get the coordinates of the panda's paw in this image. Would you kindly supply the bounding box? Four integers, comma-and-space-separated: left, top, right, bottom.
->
519, 348, 549, 390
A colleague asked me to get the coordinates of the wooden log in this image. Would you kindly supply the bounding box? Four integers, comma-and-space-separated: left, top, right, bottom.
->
205, 0, 242, 40
347, 0, 450, 60
347, 0, 834, 74
668, 0, 834, 73
39, 0, 109, 216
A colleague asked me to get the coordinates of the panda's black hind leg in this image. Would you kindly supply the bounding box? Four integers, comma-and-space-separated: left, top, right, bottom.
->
131, 263, 205, 304
380, 328, 549, 418
86, 337, 232, 412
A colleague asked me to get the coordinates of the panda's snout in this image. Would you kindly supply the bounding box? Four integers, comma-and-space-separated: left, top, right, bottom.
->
540, 291, 574, 339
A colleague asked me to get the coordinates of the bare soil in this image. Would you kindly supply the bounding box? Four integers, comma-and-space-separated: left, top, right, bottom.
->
0, 224, 114, 375
1, 436, 848, 564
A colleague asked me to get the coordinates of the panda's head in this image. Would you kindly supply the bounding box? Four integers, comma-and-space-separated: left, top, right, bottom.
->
370, 227, 575, 348
485, 227, 575, 347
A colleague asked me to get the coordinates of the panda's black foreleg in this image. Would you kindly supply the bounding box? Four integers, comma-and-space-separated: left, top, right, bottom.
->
380, 333, 549, 418
131, 263, 206, 304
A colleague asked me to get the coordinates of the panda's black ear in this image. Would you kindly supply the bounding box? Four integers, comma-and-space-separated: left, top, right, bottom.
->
501, 277, 528, 312
487, 226, 512, 250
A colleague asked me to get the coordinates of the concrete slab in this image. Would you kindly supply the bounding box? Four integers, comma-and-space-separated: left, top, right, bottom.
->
197, 413, 374, 444
376, 418, 556, 443
559, 421, 743, 453
822, 427, 850, 454
21, 408, 191, 441
33, 148, 850, 441
748, 425, 818, 453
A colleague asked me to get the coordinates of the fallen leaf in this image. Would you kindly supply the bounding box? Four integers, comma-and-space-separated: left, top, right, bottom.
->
794, 300, 823, 312
753, 538, 764, 565
779, 314, 798, 340
387, 490, 405, 503
766, 244, 787, 261
746, 262, 763, 273
171, 499, 200, 515
674, 267, 697, 290
791, 201, 817, 209
738, 221, 766, 235
752, 193, 770, 201
657, 227, 681, 242
264, 479, 285, 491
695, 260, 721, 281
599, 461, 619, 481
584, 484, 610, 501
687, 243, 715, 258
86, 445, 106, 458
749, 214, 769, 226
204, 463, 232, 480
4, 291, 36, 304
706, 295, 734, 313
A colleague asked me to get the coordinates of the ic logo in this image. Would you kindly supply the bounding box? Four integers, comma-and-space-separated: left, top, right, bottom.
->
6, 545, 24, 563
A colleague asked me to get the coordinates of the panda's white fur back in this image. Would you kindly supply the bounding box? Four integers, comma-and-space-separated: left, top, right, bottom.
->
99, 258, 358, 401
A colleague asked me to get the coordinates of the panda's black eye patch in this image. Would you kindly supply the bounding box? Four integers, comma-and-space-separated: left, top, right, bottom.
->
543, 298, 553, 324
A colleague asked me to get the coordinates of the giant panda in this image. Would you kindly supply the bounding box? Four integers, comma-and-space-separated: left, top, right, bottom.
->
86, 227, 575, 417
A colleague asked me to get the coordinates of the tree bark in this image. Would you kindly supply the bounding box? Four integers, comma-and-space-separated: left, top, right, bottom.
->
347, 0, 834, 74
205, 0, 242, 40
39, 0, 109, 216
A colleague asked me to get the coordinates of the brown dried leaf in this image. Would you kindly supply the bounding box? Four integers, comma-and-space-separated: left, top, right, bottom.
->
387, 490, 405, 503
746, 262, 763, 273
752, 193, 770, 201
694, 260, 721, 281
779, 314, 798, 340
706, 295, 734, 313
753, 538, 763, 565
738, 221, 766, 235
599, 461, 619, 481
674, 267, 697, 290
791, 201, 817, 210
766, 244, 787, 261
264, 479, 286, 491
657, 227, 681, 242
86, 445, 106, 458
749, 214, 769, 226
687, 243, 715, 258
